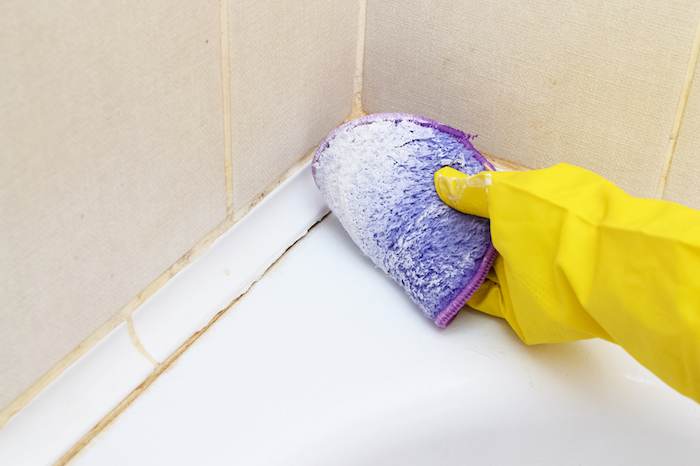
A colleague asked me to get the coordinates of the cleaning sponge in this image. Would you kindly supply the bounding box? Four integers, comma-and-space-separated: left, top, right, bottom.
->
312, 113, 496, 327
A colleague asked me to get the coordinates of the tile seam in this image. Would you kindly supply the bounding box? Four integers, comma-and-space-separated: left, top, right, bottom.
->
658, 17, 700, 198
351, 0, 368, 118
220, 0, 234, 215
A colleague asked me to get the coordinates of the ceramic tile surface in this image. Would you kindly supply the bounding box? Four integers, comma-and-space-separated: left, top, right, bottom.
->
74, 216, 700, 466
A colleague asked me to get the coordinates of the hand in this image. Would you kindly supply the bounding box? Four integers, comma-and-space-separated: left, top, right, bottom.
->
434, 163, 700, 402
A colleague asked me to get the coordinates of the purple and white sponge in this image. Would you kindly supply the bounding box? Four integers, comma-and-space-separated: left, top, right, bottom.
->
312, 113, 497, 327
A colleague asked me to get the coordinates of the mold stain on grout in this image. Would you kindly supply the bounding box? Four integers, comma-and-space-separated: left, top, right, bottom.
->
56, 212, 331, 466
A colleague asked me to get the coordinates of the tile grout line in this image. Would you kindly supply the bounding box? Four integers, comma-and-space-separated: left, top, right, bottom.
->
220, 0, 234, 216
56, 212, 331, 466
657, 17, 700, 198
350, 0, 368, 118
126, 316, 159, 367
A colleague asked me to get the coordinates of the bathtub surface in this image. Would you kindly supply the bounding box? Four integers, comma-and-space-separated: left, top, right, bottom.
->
71, 214, 700, 465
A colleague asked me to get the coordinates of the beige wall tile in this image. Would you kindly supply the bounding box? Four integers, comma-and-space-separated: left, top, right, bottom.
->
664, 62, 700, 209
0, 1, 226, 409
229, 0, 357, 212
364, 0, 700, 197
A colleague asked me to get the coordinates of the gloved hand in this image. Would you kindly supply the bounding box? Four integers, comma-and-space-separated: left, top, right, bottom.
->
434, 163, 700, 402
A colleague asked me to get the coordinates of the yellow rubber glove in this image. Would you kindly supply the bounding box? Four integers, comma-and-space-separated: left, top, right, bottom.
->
434, 163, 700, 402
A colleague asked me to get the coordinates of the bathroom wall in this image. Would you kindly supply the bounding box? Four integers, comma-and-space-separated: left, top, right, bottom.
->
0, 0, 356, 416
363, 0, 700, 207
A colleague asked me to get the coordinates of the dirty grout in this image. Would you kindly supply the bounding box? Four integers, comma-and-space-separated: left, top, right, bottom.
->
220, 0, 234, 216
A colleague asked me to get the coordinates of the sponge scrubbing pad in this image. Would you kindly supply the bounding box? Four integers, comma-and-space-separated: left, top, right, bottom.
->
312, 113, 496, 327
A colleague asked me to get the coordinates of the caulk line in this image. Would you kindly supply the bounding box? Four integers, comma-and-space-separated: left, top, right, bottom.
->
657, 18, 700, 198
56, 212, 331, 466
